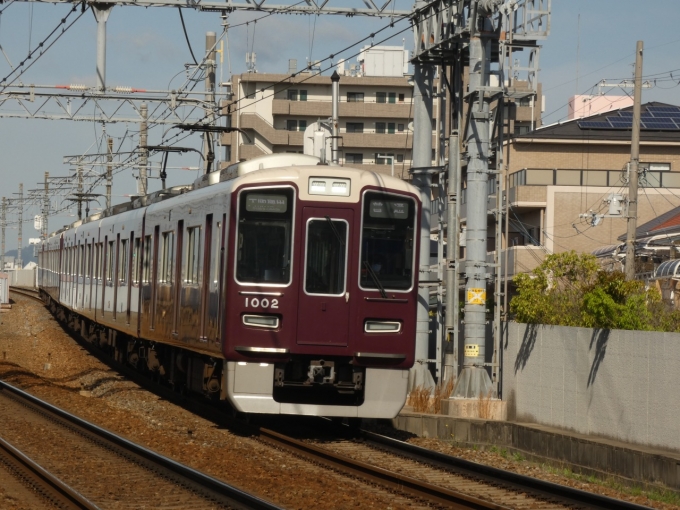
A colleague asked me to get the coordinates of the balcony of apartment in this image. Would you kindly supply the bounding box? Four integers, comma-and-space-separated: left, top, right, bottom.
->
340, 132, 412, 149
272, 99, 413, 119
239, 113, 290, 145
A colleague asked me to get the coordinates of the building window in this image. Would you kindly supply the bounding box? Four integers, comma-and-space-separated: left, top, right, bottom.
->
398, 93, 405, 102
398, 123, 404, 132
514, 125, 530, 136
376, 92, 386, 103
347, 92, 364, 103
396, 154, 404, 163
375, 153, 394, 165
388, 92, 396, 104
298, 120, 307, 131
346, 122, 364, 133
287, 120, 298, 131
431, 118, 437, 129
376, 122, 386, 134
346, 153, 363, 164
288, 89, 307, 101
643, 162, 671, 171
388, 122, 395, 134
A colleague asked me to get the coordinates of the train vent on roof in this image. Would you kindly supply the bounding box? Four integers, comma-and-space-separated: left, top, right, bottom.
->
220, 154, 322, 181
193, 172, 222, 189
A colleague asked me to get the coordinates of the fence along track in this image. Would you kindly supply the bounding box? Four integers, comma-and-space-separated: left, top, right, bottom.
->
0, 381, 283, 510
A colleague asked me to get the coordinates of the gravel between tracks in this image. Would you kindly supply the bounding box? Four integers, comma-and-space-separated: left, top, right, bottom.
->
0, 293, 677, 510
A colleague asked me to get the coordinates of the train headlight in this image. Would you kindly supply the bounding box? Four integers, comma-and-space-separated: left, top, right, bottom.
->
308, 177, 351, 196
243, 314, 280, 329
364, 320, 401, 333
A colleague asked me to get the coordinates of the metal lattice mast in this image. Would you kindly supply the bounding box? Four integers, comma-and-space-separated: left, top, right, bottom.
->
139, 104, 149, 195
42, 172, 49, 240
106, 138, 113, 209
204, 32, 217, 175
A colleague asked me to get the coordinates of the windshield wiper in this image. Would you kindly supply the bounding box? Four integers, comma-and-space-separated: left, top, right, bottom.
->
325, 216, 345, 247
363, 260, 388, 299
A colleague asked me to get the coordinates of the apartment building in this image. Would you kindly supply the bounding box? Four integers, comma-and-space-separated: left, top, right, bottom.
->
221, 67, 420, 176
489, 101, 680, 279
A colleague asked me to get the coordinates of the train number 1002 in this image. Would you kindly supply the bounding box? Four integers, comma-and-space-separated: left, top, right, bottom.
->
245, 297, 279, 309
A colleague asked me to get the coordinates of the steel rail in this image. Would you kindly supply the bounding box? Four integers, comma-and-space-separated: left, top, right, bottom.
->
258, 427, 510, 509
361, 429, 654, 510
8, 287, 43, 302
0, 381, 283, 510
0, 435, 100, 510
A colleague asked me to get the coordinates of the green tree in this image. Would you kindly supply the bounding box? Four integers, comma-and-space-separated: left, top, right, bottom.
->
510, 251, 676, 331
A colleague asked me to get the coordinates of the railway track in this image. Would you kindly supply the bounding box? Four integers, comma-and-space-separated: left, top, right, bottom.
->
8, 286, 43, 302
0, 380, 282, 510
0, 434, 98, 510
258, 422, 653, 510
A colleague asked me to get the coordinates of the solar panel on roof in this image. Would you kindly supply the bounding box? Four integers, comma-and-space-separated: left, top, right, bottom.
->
609, 119, 633, 128
648, 106, 680, 114
641, 120, 679, 130
578, 121, 612, 129
618, 112, 634, 118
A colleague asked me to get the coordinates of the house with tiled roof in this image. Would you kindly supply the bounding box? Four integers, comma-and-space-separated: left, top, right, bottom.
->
484, 101, 680, 281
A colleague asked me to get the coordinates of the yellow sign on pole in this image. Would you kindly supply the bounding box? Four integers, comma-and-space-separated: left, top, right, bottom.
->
467, 288, 486, 305
464, 344, 480, 357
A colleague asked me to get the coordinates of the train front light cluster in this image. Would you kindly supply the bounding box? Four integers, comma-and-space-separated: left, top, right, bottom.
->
242, 314, 280, 329
364, 320, 401, 333
308, 177, 351, 196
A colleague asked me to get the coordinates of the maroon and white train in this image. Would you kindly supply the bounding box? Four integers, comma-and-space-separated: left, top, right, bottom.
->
38, 154, 421, 418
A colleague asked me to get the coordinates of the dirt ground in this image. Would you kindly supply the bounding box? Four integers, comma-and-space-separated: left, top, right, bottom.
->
0, 293, 677, 509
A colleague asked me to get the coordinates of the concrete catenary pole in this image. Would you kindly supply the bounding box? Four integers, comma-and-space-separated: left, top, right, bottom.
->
93, 6, 113, 91
410, 40, 436, 390
452, 3, 499, 398
204, 31, 217, 174
17, 183, 23, 269
139, 103, 149, 195
77, 166, 84, 220
106, 137, 113, 209
1, 197, 5, 270
625, 41, 644, 281
42, 172, 49, 241
331, 70, 340, 164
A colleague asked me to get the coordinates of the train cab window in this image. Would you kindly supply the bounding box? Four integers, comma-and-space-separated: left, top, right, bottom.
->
304, 218, 348, 295
236, 187, 294, 285
160, 232, 174, 284
360, 192, 416, 292
186, 226, 201, 284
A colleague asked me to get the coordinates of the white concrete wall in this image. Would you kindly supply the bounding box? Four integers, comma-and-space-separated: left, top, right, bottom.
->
503, 323, 680, 452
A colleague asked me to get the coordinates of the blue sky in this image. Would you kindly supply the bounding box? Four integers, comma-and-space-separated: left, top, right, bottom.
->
0, 0, 679, 250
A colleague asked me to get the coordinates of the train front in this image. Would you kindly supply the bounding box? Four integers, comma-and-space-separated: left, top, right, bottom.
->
223, 165, 420, 418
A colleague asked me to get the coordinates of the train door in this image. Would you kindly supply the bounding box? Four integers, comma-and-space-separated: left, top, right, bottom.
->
296, 207, 352, 347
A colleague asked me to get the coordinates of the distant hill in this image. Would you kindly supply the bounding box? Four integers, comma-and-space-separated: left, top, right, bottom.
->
2, 246, 38, 268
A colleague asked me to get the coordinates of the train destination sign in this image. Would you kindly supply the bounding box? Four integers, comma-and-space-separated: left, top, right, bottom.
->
246, 194, 288, 213
369, 200, 409, 219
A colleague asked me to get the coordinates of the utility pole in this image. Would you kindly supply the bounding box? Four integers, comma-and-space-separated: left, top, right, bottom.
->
331, 71, 340, 164
93, 5, 113, 91
204, 32, 217, 174
139, 104, 149, 195
106, 137, 113, 209
625, 40, 643, 281
77, 166, 84, 219
17, 183, 23, 269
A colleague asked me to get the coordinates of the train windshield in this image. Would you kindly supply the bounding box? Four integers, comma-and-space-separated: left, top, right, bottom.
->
360, 192, 416, 292
236, 187, 295, 285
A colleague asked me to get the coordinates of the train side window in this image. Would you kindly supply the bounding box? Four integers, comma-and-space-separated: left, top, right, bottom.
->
80, 244, 85, 278
96, 243, 102, 281
86, 243, 92, 278
160, 231, 174, 284
186, 226, 201, 284
143, 235, 152, 283
132, 237, 141, 284
120, 239, 128, 284
214, 220, 222, 286
107, 241, 115, 281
